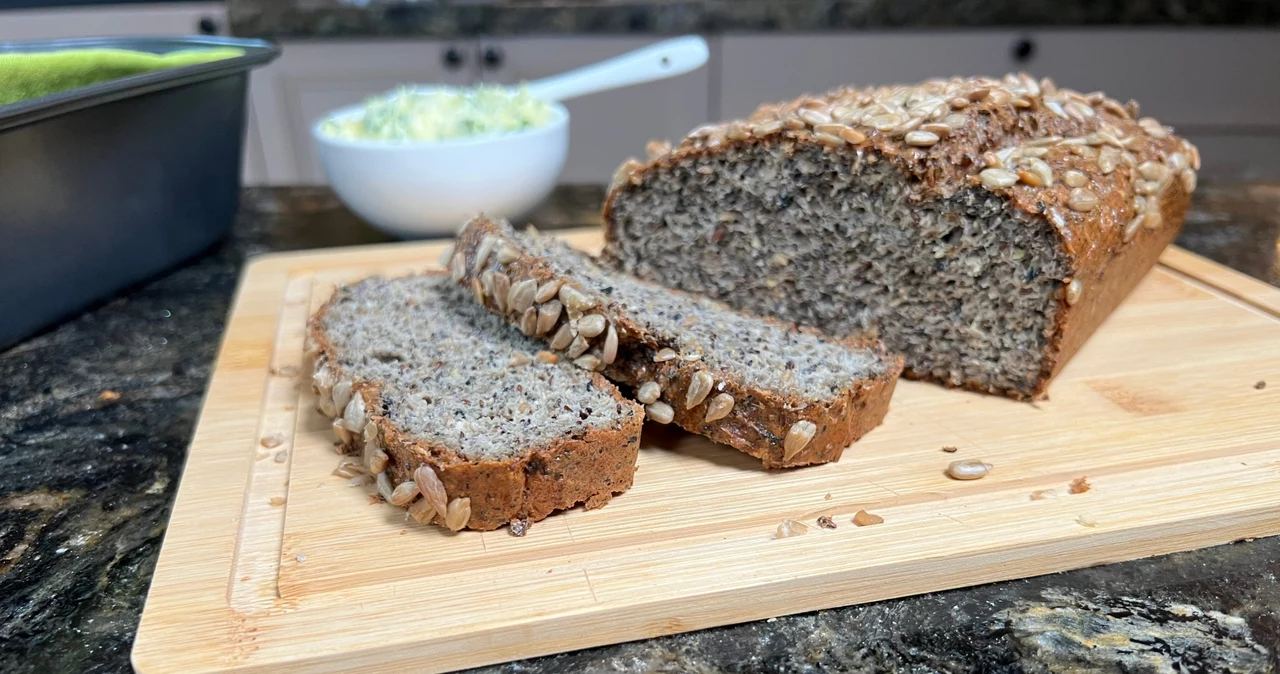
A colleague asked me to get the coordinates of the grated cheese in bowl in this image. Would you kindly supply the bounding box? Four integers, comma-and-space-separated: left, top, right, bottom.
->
321, 84, 555, 143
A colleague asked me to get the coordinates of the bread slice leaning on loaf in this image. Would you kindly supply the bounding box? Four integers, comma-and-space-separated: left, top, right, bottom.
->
448, 216, 903, 469
307, 272, 644, 531
601, 74, 1199, 400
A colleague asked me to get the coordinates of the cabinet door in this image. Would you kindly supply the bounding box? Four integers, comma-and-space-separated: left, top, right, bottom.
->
0, 3, 226, 40
478, 36, 712, 184
248, 40, 476, 185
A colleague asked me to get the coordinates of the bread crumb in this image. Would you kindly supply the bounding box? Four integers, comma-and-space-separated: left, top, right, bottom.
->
941, 445, 958, 453
399, 529, 407, 536
852, 510, 884, 527
823, 493, 832, 500
295, 554, 307, 563
261, 432, 284, 448
1069, 476, 1091, 494
369, 494, 384, 505
268, 496, 286, 507
817, 516, 836, 529
1255, 380, 1267, 390
1076, 515, 1098, 528
776, 519, 809, 538
274, 450, 288, 463
509, 518, 530, 537
1030, 489, 1056, 500
98, 390, 120, 401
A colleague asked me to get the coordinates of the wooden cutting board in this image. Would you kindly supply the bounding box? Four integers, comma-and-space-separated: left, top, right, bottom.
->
133, 231, 1280, 673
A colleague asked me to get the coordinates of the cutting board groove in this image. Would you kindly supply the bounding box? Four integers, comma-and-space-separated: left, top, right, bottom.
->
134, 232, 1280, 673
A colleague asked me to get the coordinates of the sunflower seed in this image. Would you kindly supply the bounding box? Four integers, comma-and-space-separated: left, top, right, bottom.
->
413, 464, 449, 520
1045, 99, 1068, 118
260, 432, 284, 449
783, 420, 818, 461
1071, 145, 1098, 159
1138, 161, 1170, 183
571, 355, 601, 372
611, 158, 643, 188
480, 269, 496, 297
1066, 279, 1082, 306
389, 480, 420, 507
602, 324, 618, 365
946, 459, 992, 480
559, 285, 597, 312
797, 109, 832, 126
646, 401, 675, 424
654, 348, 679, 362
549, 323, 574, 350
492, 273, 511, 313
840, 127, 867, 144
1067, 188, 1099, 212
375, 471, 394, 502
495, 243, 520, 265
681, 352, 703, 362
852, 510, 884, 527
367, 446, 388, 474
921, 122, 952, 138
1188, 144, 1201, 170
519, 308, 538, 336
704, 393, 735, 422
1138, 117, 1168, 138
437, 244, 456, 267
685, 371, 714, 408
536, 300, 562, 336
725, 123, 749, 141
1180, 169, 1197, 193
948, 97, 969, 109
535, 350, 558, 364
332, 457, 363, 478
813, 132, 845, 148
332, 379, 352, 413
535, 279, 563, 303
450, 251, 466, 282
636, 381, 661, 405
567, 334, 591, 358
1143, 208, 1163, 230
469, 277, 484, 303
1019, 157, 1054, 187
1064, 100, 1095, 121
508, 279, 537, 314
645, 139, 671, 159
445, 497, 471, 531
474, 235, 498, 271
577, 314, 607, 338
983, 151, 1003, 168
904, 130, 940, 147
343, 392, 366, 432
1063, 170, 1088, 188
408, 498, 436, 525
1123, 215, 1143, 243
750, 119, 785, 136
979, 168, 1018, 189
776, 519, 808, 538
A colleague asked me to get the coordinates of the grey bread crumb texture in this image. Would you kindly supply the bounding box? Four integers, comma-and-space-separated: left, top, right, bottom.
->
318, 274, 632, 462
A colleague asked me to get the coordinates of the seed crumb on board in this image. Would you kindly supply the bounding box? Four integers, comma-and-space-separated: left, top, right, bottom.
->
399, 529, 407, 536
509, 518, 530, 537
852, 510, 884, 527
946, 459, 991, 480
817, 516, 837, 529
1030, 489, 1057, 501
268, 496, 286, 507
369, 494, 384, 505
274, 450, 288, 463
296, 554, 307, 563
776, 519, 808, 538
271, 365, 299, 377
1076, 515, 1098, 528
1069, 476, 1092, 494
941, 445, 958, 453
98, 390, 120, 402
1256, 380, 1267, 390
823, 493, 832, 500
260, 432, 284, 448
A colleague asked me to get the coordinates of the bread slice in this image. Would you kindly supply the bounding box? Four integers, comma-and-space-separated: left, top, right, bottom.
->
600, 74, 1198, 400
448, 216, 902, 469
307, 272, 644, 531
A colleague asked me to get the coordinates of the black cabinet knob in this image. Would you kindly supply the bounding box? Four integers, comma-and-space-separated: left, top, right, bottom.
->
443, 46, 465, 71
1012, 37, 1035, 63
197, 17, 219, 35
482, 45, 504, 70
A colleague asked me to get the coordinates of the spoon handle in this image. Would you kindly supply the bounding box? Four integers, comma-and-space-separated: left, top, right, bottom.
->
525, 36, 709, 103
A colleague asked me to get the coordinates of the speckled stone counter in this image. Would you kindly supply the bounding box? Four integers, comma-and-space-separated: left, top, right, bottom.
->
229, 0, 1280, 38
1, 184, 1277, 673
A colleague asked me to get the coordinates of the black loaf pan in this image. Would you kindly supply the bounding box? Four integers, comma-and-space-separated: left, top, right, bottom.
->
0, 36, 279, 349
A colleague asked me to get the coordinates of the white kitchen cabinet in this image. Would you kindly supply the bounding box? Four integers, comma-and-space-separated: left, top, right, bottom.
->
246, 40, 476, 184
0, 2, 226, 41
476, 36, 713, 184
719, 30, 1280, 180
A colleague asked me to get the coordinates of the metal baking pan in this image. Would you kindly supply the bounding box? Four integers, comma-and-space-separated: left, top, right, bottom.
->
0, 36, 278, 349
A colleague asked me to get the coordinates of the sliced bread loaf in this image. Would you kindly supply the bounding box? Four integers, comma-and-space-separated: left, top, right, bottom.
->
307, 272, 644, 531
601, 74, 1198, 400
448, 216, 903, 469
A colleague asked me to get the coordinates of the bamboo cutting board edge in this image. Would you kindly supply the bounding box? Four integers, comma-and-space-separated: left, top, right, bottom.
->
133, 237, 1280, 674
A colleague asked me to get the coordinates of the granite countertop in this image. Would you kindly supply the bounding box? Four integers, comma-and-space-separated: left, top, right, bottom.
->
228, 0, 1280, 38
1, 184, 1278, 673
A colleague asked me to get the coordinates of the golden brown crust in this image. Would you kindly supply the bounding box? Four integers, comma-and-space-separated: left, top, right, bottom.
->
306, 273, 644, 531
601, 74, 1197, 400
452, 217, 904, 469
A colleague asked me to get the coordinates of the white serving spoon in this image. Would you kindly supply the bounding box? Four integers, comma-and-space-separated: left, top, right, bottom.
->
524, 35, 709, 102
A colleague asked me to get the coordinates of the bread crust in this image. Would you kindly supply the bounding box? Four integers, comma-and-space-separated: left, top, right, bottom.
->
453, 217, 903, 469
601, 75, 1196, 400
307, 273, 644, 531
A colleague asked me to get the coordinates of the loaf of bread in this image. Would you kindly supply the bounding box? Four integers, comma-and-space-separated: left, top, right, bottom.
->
601, 74, 1198, 399
448, 216, 902, 469
307, 272, 644, 531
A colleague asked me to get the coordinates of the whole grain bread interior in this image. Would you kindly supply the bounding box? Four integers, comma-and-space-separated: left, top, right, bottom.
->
308, 272, 643, 531
601, 74, 1198, 399
449, 216, 902, 469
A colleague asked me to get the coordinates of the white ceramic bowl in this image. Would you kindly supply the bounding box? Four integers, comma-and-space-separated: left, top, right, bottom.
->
313, 94, 569, 239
